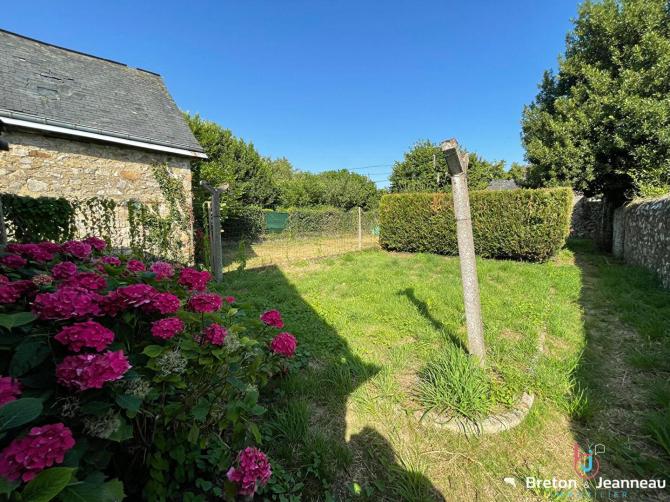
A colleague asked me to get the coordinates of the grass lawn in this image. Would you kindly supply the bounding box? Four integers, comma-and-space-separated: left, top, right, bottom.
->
218, 242, 670, 501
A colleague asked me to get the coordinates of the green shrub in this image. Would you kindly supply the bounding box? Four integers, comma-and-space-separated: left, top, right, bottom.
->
222, 205, 265, 241
1, 194, 77, 242
379, 188, 572, 261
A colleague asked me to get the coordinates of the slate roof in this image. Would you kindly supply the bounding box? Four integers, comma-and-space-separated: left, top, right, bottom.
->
487, 179, 519, 191
0, 29, 204, 155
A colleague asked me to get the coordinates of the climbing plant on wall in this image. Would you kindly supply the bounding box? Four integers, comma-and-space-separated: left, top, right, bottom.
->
1, 193, 77, 242
127, 164, 192, 262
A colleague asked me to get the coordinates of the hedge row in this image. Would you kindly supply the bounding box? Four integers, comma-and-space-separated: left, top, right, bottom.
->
379, 188, 573, 261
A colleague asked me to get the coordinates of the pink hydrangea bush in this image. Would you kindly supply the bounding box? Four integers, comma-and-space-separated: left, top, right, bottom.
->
227, 447, 272, 496
0, 376, 22, 405
0, 237, 295, 498
0, 423, 75, 482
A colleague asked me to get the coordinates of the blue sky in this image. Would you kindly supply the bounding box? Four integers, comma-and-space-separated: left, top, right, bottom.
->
4, 1, 579, 185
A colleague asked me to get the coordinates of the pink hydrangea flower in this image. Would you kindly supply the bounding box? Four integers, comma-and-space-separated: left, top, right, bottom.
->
178, 268, 212, 291
0, 274, 7, 284
270, 332, 297, 357
150, 261, 175, 280
0, 376, 22, 405
227, 447, 272, 497
113, 284, 157, 307
0, 423, 75, 482
54, 321, 115, 352
225, 296, 236, 304
52, 261, 78, 280
6, 243, 54, 262
147, 292, 181, 314
151, 317, 185, 340
66, 272, 107, 291
83, 236, 107, 251
56, 350, 130, 391
38, 241, 62, 254
33, 286, 102, 320
0, 254, 27, 269
187, 293, 222, 313
62, 241, 93, 260
0, 283, 21, 304
204, 323, 227, 346
126, 259, 146, 272
260, 310, 284, 328
100, 255, 122, 266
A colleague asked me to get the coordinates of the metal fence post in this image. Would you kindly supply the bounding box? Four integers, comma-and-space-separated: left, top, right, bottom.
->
200, 181, 226, 283
358, 207, 362, 251
441, 139, 486, 366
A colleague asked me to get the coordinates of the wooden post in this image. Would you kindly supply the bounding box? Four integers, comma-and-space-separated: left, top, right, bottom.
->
0, 197, 7, 246
357, 207, 362, 250
200, 181, 225, 283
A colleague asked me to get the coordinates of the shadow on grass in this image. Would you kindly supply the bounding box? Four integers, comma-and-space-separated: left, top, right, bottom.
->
223, 265, 446, 501
569, 239, 670, 498
398, 287, 468, 353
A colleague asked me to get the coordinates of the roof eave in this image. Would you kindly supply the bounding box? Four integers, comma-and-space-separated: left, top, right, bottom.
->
0, 114, 207, 160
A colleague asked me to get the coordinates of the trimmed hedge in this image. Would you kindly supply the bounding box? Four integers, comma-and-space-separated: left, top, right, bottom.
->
379, 188, 573, 261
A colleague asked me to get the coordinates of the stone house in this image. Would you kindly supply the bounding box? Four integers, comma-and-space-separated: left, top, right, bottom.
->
0, 29, 206, 258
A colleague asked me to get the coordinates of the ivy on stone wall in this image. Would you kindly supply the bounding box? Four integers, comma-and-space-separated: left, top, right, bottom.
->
1, 193, 76, 242
127, 163, 192, 262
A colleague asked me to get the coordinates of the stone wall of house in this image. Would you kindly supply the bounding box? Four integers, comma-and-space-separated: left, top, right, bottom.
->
617, 196, 670, 289
570, 194, 602, 239
0, 129, 194, 260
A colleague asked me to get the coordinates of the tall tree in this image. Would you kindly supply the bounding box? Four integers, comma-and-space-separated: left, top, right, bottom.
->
522, 0, 670, 204
390, 140, 508, 192
186, 114, 280, 213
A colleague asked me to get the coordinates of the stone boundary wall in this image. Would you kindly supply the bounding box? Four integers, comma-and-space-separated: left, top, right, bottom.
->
570, 194, 602, 239
0, 129, 194, 260
614, 196, 670, 288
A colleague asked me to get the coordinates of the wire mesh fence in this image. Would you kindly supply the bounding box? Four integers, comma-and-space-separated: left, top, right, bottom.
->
208, 207, 379, 271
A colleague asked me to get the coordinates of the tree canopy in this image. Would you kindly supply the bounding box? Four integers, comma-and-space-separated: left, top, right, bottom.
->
521, 0, 670, 200
389, 140, 509, 192
186, 114, 380, 213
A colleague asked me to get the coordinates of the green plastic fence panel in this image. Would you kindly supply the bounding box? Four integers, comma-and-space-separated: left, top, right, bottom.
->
265, 211, 289, 233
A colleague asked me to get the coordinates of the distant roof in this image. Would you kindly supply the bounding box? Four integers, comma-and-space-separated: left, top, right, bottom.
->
0, 29, 205, 158
487, 179, 519, 191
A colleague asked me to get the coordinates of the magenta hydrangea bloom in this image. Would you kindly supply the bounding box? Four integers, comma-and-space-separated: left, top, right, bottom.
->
0, 254, 27, 269
270, 332, 297, 357
225, 296, 236, 304
62, 240, 93, 260
204, 323, 227, 346
150, 261, 174, 280
226, 447, 272, 497
66, 272, 107, 291
38, 241, 62, 254
0, 423, 75, 482
260, 310, 284, 328
83, 236, 107, 251
6, 243, 54, 262
187, 293, 222, 313
56, 350, 130, 391
54, 321, 115, 352
0, 283, 21, 304
126, 259, 146, 272
33, 286, 102, 320
52, 261, 78, 280
100, 255, 122, 266
0, 376, 22, 406
147, 292, 181, 314
151, 317, 185, 340
178, 268, 212, 291
114, 284, 158, 307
